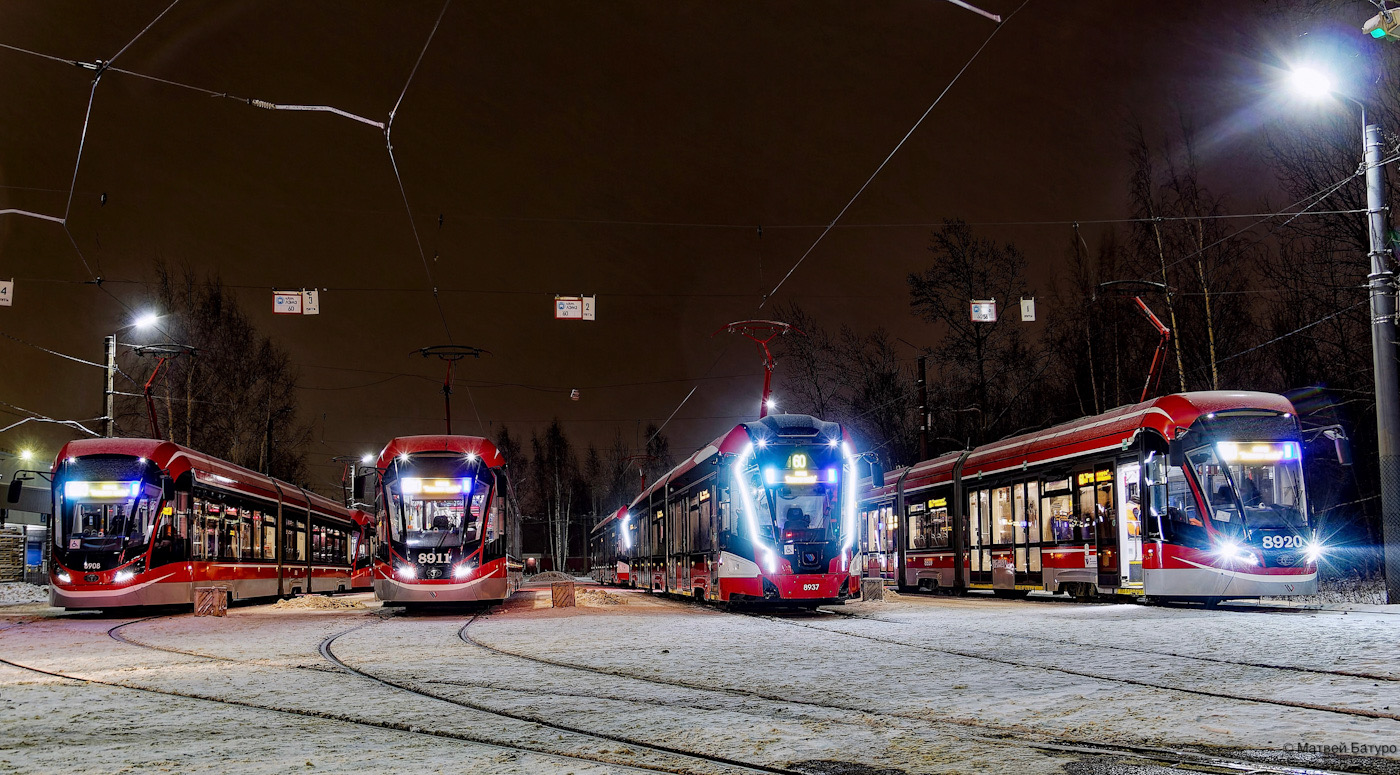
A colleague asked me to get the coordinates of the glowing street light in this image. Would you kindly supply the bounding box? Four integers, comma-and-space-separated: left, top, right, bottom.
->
19, 449, 33, 462
1288, 66, 1333, 100
133, 312, 161, 330
360, 453, 374, 465
1282, 61, 1400, 605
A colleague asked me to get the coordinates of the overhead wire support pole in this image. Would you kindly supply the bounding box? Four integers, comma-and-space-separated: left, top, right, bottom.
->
1360, 105, 1400, 605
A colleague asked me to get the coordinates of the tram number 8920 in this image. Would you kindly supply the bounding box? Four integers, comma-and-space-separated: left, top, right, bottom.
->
1260, 535, 1306, 550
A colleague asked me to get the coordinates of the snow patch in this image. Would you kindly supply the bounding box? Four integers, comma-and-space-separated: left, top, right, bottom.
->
270, 595, 365, 610
0, 582, 48, 606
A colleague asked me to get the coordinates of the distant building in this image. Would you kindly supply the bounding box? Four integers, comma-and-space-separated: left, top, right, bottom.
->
1, 449, 52, 584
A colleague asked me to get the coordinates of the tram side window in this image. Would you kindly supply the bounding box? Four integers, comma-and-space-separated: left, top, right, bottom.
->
240, 508, 254, 560
1023, 482, 1039, 543
284, 515, 306, 561
261, 514, 276, 561
1041, 485, 1073, 543
967, 490, 981, 549
993, 486, 1014, 544
907, 499, 950, 549
695, 492, 713, 552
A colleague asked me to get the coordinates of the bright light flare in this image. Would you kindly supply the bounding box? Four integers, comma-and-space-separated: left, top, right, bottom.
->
133, 312, 160, 329
453, 562, 474, 580
1215, 540, 1259, 566
114, 569, 135, 584
361, 454, 374, 465
19, 449, 33, 462
1304, 541, 1326, 563
1289, 66, 1333, 100
397, 564, 417, 580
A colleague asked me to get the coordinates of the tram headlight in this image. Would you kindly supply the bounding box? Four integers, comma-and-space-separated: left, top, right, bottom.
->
1215, 540, 1259, 566
453, 563, 474, 580
114, 569, 134, 584
1304, 541, 1326, 563
55, 570, 71, 584
397, 564, 417, 580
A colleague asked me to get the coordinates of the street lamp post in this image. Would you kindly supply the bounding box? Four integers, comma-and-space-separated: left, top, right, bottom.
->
102, 312, 161, 438
1291, 67, 1400, 603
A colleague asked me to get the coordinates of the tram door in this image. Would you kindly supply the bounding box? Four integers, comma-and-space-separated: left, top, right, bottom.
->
1116, 460, 1143, 585
1090, 465, 1120, 588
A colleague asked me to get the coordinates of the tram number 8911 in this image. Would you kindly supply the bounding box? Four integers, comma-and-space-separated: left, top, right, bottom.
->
1260, 535, 1307, 550
417, 552, 453, 565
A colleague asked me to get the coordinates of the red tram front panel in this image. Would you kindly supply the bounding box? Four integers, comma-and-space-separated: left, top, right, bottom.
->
370, 435, 522, 605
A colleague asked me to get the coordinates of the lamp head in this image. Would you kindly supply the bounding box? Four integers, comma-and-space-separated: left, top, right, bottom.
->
133, 312, 160, 330
1289, 66, 1333, 100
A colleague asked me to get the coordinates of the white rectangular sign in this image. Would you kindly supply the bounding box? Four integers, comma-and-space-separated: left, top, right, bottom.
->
0, 279, 12, 307
970, 299, 997, 323
555, 296, 583, 319
302, 290, 320, 315
273, 291, 303, 315
581, 295, 596, 321
1020, 297, 1035, 322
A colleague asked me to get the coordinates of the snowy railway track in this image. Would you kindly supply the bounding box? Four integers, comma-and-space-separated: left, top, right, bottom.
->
319, 616, 815, 775
0, 617, 679, 774
741, 608, 1400, 724
458, 603, 1379, 775
5, 609, 795, 772
818, 603, 1400, 684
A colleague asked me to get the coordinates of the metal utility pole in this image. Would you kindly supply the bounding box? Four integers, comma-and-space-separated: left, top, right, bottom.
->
1363, 112, 1400, 604
917, 355, 928, 460
103, 335, 116, 437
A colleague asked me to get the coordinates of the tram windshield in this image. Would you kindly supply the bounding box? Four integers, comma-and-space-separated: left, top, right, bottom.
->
387, 473, 490, 549
57, 480, 158, 552
745, 447, 845, 542
1187, 441, 1307, 535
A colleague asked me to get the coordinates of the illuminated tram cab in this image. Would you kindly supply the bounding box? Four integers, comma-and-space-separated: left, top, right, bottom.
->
598, 414, 862, 608
370, 435, 522, 605
47, 438, 361, 610
859, 391, 1321, 602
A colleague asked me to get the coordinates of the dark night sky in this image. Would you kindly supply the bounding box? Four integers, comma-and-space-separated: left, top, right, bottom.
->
0, 1, 1324, 491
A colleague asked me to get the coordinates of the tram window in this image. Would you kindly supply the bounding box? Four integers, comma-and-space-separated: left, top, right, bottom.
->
1013, 484, 1027, 544
978, 490, 992, 548
967, 491, 980, 548
240, 508, 254, 560
1075, 477, 1097, 543
262, 519, 276, 561
993, 486, 1014, 544
1025, 482, 1039, 544
907, 499, 949, 549
1043, 493, 1073, 542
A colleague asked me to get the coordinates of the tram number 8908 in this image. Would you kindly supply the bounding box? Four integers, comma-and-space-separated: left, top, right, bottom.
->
1260, 535, 1306, 550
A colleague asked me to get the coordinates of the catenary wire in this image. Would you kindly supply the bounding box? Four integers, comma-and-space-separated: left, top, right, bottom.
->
763, 0, 1030, 306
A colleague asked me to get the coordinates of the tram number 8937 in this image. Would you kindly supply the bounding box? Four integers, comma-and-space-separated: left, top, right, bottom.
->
1260, 535, 1306, 550
803, 583, 820, 591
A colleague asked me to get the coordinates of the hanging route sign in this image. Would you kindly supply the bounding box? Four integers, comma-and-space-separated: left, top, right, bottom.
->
970, 299, 997, 322
555, 295, 596, 320
0, 279, 12, 307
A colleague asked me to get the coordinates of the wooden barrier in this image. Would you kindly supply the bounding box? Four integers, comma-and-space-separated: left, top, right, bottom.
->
551, 581, 575, 608
194, 586, 227, 617
860, 578, 885, 602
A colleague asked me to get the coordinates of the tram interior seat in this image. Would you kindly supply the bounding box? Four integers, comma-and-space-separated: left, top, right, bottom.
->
432, 514, 451, 530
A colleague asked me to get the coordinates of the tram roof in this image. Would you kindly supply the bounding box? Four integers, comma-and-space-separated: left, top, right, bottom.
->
375, 435, 505, 469
590, 506, 629, 536
627, 414, 850, 511
864, 391, 1297, 497
53, 437, 349, 515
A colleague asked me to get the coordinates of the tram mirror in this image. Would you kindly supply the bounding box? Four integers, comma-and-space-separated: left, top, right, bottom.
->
1168, 439, 1186, 468
869, 459, 885, 489
161, 476, 175, 501
5, 478, 21, 505
353, 473, 368, 502
1335, 436, 1353, 466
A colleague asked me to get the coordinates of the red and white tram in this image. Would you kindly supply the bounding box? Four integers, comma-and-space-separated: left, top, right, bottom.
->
368, 435, 522, 606
590, 507, 631, 586
595, 414, 863, 607
46, 438, 361, 610
349, 509, 375, 591
859, 391, 1322, 602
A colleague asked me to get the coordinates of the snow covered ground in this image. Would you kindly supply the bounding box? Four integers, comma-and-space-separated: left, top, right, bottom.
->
2, 585, 1398, 774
